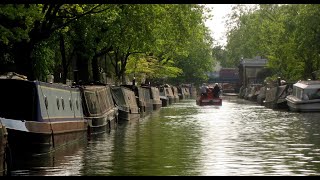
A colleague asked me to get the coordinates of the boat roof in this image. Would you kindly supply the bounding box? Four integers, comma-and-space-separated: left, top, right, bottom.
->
81, 84, 106, 90
294, 80, 320, 89
0, 78, 80, 92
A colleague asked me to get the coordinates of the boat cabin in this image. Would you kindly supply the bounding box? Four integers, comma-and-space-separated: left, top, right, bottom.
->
286, 80, 320, 112
80, 85, 118, 134
0, 79, 87, 155
292, 81, 320, 100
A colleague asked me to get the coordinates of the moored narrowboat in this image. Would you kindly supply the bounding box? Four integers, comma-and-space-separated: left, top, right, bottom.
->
80, 85, 118, 134
159, 86, 174, 105
111, 86, 140, 122
122, 85, 153, 117
137, 87, 153, 116
171, 86, 180, 103
247, 84, 262, 101
0, 79, 87, 155
257, 86, 267, 105
149, 87, 162, 110
264, 84, 292, 110
183, 87, 191, 99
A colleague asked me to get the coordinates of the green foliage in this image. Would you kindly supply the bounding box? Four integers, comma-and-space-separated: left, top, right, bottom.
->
225, 4, 320, 81
110, 4, 215, 84
173, 31, 214, 84
126, 54, 182, 82
31, 41, 56, 81
212, 46, 229, 67
1, 4, 215, 84
0, 4, 42, 44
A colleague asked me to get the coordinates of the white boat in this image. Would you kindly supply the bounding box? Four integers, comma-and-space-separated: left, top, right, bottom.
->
286, 80, 320, 112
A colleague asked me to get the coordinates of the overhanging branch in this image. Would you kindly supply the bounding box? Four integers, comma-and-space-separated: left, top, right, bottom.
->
51, 4, 111, 33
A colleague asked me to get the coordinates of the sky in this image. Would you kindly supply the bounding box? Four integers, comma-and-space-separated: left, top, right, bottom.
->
204, 4, 234, 47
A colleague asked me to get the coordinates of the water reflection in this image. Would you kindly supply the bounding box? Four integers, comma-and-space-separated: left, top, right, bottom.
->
7, 97, 320, 176
10, 139, 86, 176
104, 107, 203, 176
81, 132, 116, 175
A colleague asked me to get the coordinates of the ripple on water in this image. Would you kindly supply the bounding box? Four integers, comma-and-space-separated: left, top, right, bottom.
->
8, 97, 320, 176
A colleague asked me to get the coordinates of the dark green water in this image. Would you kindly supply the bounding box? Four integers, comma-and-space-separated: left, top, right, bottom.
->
9, 97, 320, 176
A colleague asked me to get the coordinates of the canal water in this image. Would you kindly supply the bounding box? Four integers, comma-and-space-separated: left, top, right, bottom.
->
9, 96, 320, 176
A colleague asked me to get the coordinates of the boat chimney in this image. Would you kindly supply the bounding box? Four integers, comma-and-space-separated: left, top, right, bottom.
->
277, 77, 281, 86
132, 76, 136, 86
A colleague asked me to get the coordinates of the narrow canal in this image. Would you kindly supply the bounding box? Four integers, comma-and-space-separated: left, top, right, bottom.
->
9, 96, 320, 176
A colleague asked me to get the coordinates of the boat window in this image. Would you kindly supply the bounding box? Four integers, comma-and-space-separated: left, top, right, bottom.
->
111, 87, 127, 106
97, 88, 108, 113
56, 96, 60, 110
84, 91, 99, 115
309, 89, 320, 100
304, 88, 317, 95
61, 97, 65, 110
292, 87, 297, 97
76, 99, 79, 110
44, 95, 48, 109
304, 88, 319, 100
302, 91, 309, 100
294, 87, 302, 99
69, 98, 73, 110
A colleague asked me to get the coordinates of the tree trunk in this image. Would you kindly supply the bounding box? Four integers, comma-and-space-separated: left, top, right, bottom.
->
92, 55, 100, 82
73, 38, 90, 83
59, 34, 68, 84
120, 57, 127, 84
75, 52, 89, 83
113, 52, 121, 81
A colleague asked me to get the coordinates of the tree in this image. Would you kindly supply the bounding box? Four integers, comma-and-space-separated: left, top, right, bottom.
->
224, 4, 320, 81
212, 45, 228, 67
0, 4, 109, 80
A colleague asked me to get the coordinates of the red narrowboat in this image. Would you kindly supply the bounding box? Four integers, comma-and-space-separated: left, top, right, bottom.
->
196, 87, 222, 106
